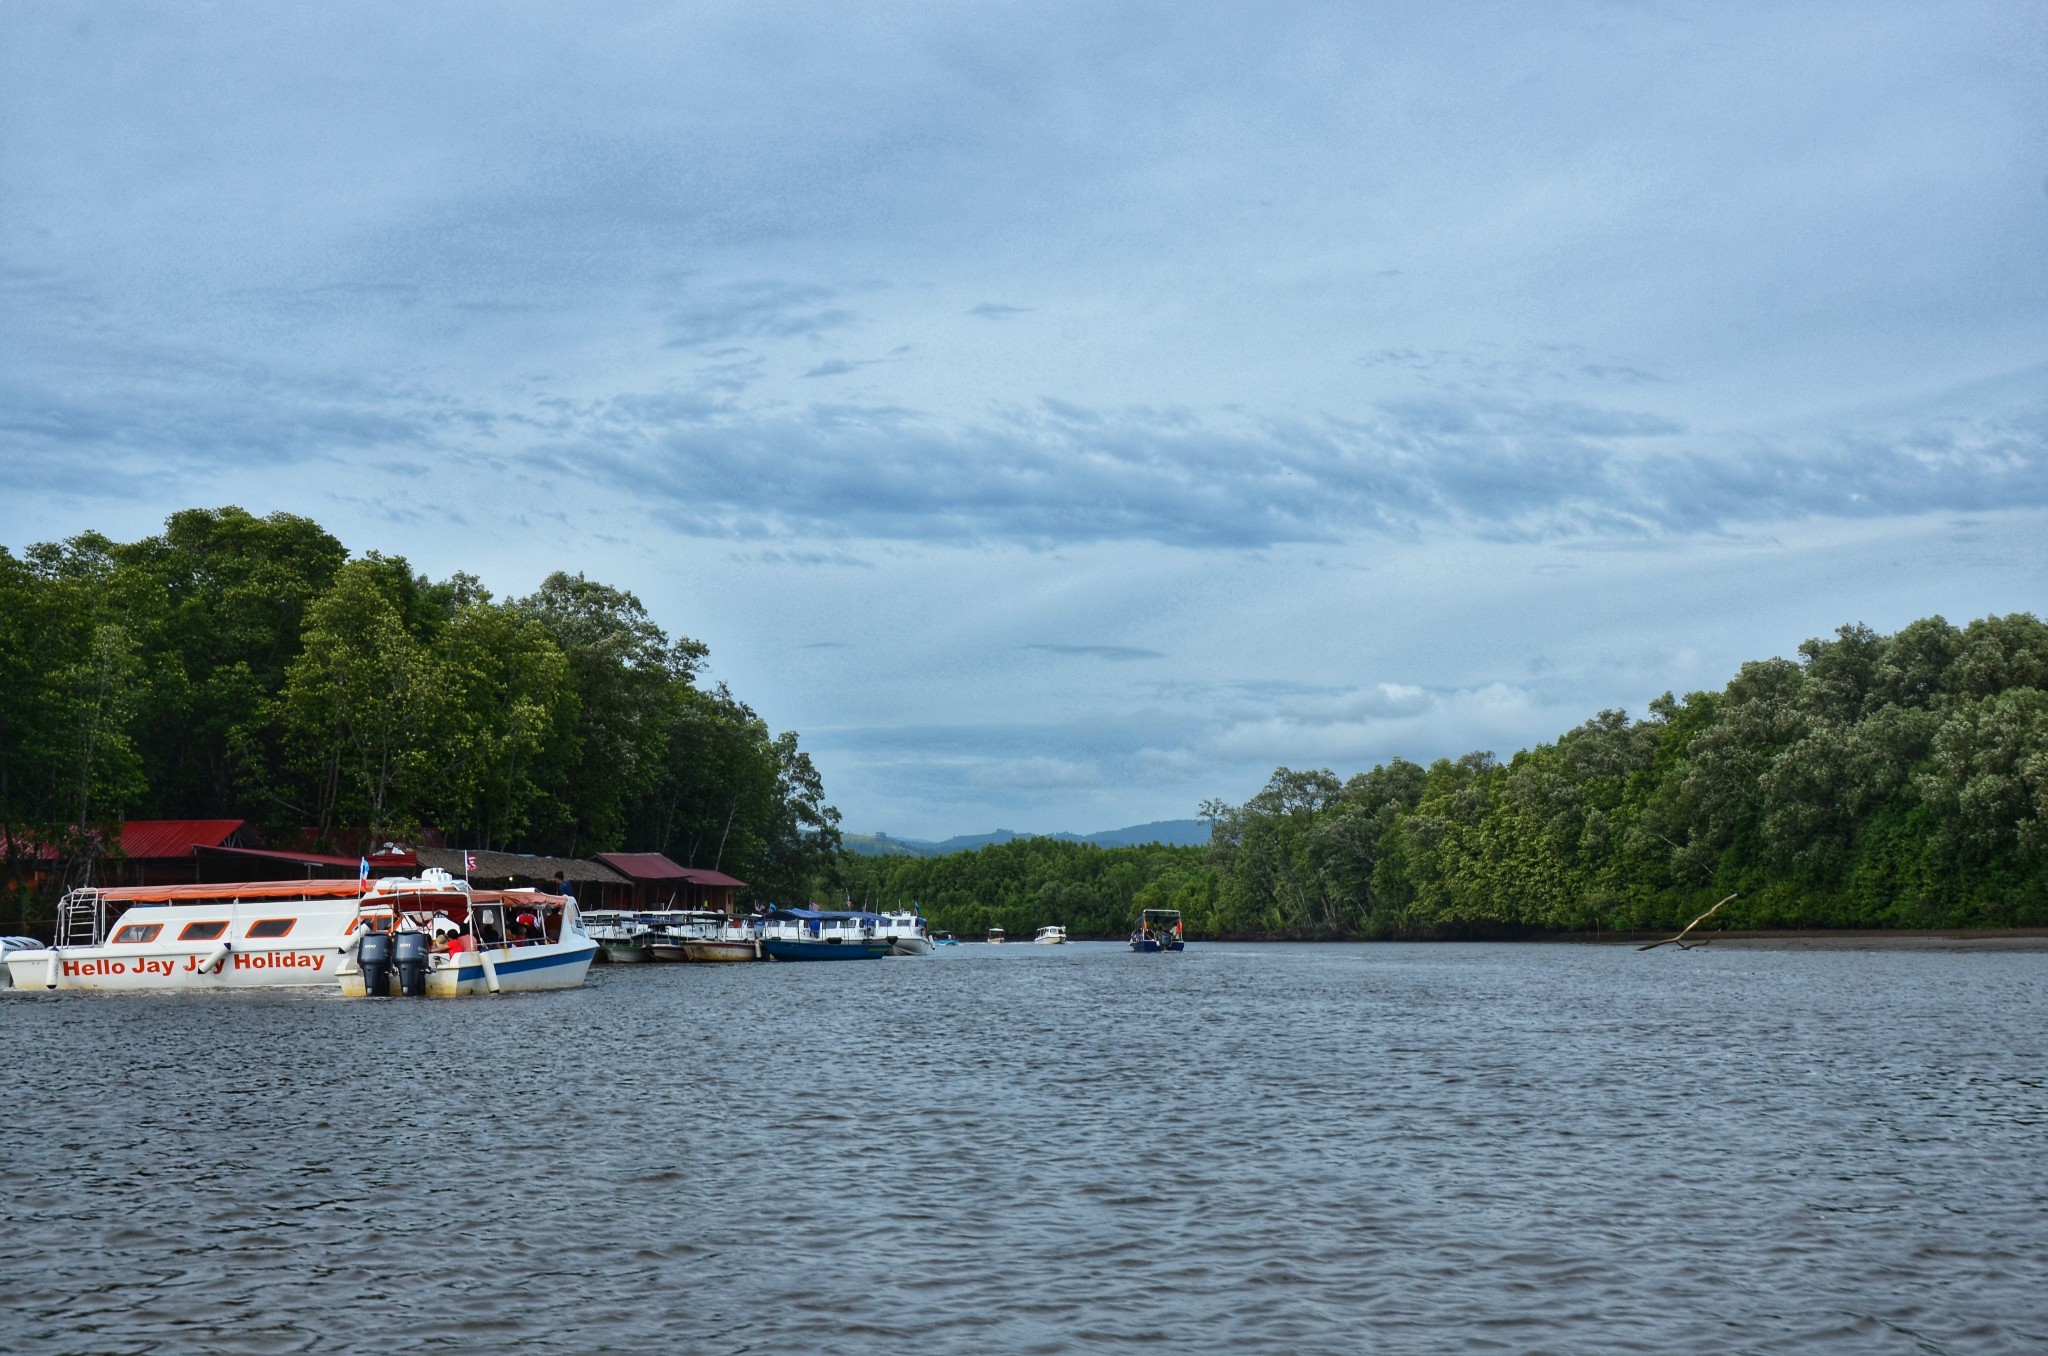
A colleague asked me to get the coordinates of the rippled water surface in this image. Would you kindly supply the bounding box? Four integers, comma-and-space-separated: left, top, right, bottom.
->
6, 942, 2048, 1354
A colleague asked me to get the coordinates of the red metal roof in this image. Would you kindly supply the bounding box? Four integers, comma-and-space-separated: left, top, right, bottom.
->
118, 820, 247, 859
675, 867, 748, 888
594, 853, 746, 888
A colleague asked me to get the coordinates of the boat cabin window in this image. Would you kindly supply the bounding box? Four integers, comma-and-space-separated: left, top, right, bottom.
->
112, 923, 163, 944
246, 918, 296, 939
178, 921, 229, 942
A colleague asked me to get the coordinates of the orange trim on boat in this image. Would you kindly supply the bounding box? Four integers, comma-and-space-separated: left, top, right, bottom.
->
84, 879, 373, 904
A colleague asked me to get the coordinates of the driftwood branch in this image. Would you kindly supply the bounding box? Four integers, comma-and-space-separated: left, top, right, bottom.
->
1637, 893, 1737, 951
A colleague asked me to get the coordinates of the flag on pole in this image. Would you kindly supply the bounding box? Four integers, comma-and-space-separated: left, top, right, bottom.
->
358, 856, 370, 882
464, 851, 477, 878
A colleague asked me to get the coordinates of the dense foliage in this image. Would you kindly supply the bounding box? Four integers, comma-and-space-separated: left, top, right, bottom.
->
1203, 615, 2048, 936
0, 508, 840, 906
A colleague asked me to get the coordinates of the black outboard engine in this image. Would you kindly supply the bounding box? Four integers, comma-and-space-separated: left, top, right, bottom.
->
393, 930, 430, 998
358, 930, 394, 997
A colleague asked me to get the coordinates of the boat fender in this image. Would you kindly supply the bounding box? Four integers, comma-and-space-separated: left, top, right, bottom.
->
197, 941, 232, 975
45, 948, 61, 990
478, 946, 502, 994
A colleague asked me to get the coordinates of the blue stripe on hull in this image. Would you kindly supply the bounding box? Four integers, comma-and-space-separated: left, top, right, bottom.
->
451, 947, 590, 979
761, 939, 892, 961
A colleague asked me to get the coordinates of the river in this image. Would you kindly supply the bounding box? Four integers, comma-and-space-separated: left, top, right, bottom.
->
5, 941, 2045, 1353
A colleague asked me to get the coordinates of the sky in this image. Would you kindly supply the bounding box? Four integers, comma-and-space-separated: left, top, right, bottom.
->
3, 1, 2045, 839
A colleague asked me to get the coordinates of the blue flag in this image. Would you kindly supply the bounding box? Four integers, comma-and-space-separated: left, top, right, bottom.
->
359, 856, 370, 881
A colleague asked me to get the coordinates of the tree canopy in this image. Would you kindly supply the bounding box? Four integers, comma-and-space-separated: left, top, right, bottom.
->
0, 508, 840, 908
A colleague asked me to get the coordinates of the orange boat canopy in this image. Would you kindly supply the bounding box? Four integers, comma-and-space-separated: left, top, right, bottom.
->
79, 879, 373, 905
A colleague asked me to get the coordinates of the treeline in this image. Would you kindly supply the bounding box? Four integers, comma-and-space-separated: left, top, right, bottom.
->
0, 507, 840, 903
845, 612, 2048, 941
838, 836, 1213, 939
1204, 613, 2048, 936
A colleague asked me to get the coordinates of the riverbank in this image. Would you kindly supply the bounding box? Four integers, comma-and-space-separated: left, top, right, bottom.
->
1572, 928, 2048, 950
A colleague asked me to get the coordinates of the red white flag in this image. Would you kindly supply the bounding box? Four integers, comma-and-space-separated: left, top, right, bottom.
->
464, 852, 477, 873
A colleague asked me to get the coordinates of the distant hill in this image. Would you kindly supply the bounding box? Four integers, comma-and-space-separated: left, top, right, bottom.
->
1080, 819, 1211, 848
844, 819, 1210, 858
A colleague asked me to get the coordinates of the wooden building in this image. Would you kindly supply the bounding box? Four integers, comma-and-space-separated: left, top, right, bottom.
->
594, 853, 747, 913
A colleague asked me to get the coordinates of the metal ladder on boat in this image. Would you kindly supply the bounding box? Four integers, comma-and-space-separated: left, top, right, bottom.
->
55, 888, 111, 948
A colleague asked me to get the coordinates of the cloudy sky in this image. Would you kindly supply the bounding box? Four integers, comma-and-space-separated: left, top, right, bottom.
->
4, 1, 2044, 838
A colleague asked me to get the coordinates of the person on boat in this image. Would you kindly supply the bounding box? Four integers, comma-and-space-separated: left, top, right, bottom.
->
552, 871, 576, 900
444, 924, 475, 956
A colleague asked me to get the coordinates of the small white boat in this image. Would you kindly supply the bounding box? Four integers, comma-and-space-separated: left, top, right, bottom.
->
986, 926, 1005, 944
1033, 925, 1067, 945
0, 935, 47, 987
877, 910, 935, 956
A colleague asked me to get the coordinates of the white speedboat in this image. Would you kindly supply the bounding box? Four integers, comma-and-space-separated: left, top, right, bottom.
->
7, 879, 379, 992
1033, 925, 1067, 945
877, 910, 935, 956
986, 926, 1006, 944
336, 874, 597, 997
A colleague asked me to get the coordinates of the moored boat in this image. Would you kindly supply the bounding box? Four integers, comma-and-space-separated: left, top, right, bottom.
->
877, 910, 935, 956
582, 910, 656, 963
337, 874, 597, 997
1, 935, 45, 987
1129, 908, 1185, 953
759, 908, 893, 961
660, 910, 764, 962
7, 878, 380, 992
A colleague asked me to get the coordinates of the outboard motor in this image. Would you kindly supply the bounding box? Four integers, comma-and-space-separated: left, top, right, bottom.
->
357, 930, 394, 997
393, 930, 430, 998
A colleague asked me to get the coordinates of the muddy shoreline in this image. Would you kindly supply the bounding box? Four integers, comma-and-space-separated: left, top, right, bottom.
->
1567, 928, 2048, 950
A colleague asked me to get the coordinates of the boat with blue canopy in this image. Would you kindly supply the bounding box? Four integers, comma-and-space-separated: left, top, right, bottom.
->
758, 908, 894, 961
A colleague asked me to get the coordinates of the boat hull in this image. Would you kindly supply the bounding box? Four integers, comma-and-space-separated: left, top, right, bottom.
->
762, 938, 892, 961
7, 944, 343, 991
681, 939, 762, 962
598, 941, 654, 963
338, 939, 598, 997
888, 936, 935, 957
1128, 938, 1186, 953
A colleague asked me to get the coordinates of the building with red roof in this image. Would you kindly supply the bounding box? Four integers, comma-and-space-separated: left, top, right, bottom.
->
593, 852, 747, 912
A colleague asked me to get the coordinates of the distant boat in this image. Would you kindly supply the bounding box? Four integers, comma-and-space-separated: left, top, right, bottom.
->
760, 908, 893, 961
1129, 909, 1185, 953
986, 926, 1006, 944
932, 932, 961, 946
1033, 925, 1067, 945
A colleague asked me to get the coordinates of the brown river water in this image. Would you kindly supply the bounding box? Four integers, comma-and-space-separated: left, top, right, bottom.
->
4, 941, 2046, 1354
